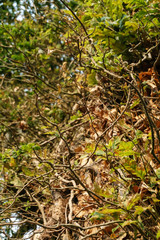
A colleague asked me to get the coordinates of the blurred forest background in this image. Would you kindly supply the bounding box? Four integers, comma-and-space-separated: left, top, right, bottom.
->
0, 0, 160, 239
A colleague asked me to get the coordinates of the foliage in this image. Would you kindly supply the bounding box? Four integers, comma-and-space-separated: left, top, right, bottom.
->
0, 0, 160, 239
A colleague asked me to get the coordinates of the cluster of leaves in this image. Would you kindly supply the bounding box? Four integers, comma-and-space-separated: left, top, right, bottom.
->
0, 0, 160, 239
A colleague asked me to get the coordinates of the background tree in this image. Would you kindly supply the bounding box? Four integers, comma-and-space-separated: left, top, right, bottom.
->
0, 0, 160, 239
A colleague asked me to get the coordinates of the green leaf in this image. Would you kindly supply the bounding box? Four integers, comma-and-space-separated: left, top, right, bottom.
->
157, 230, 160, 239
33, 145, 41, 150
156, 168, 160, 178
100, 208, 123, 214
135, 130, 143, 138
118, 141, 134, 150
134, 206, 147, 216
125, 21, 139, 31
70, 110, 82, 121
107, 136, 121, 150
22, 166, 35, 176
95, 150, 106, 156
90, 211, 105, 220
121, 220, 137, 227
87, 70, 97, 86
116, 149, 135, 157
126, 194, 141, 210
115, 141, 136, 156
130, 99, 140, 109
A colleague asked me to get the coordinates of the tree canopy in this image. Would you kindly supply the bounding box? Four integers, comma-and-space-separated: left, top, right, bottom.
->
0, 0, 160, 239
